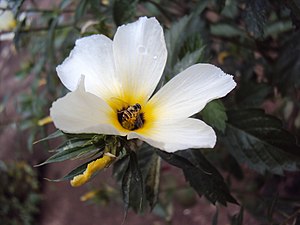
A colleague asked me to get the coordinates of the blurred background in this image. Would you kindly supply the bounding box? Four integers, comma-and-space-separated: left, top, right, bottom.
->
1, 0, 300, 224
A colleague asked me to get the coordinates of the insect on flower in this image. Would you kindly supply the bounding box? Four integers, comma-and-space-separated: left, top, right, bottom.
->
117, 103, 144, 131
50, 17, 236, 155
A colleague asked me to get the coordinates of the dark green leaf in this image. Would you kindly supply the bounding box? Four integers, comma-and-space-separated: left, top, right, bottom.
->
224, 109, 300, 174
243, 0, 268, 38
122, 151, 144, 214
113, 0, 138, 26
173, 46, 205, 74
75, 0, 89, 23
210, 23, 246, 38
33, 130, 63, 144
274, 30, 300, 93
285, 0, 300, 29
214, 0, 226, 12
222, 155, 244, 181
64, 133, 101, 140
164, 7, 207, 78
49, 159, 96, 181
264, 20, 293, 38
145, 154, 161, 210
54, 138, 92, 152
165, 15, 192, 68
113, 155, 130, 182
236, 81, 272, 108
200, 100, 227, 133
231, 207, 244, 225
179, 34, 204, 59
137, 144, 156, 176
220, 0, 239, 18
193, 0, 209, 15
157, 149, 238, 205
37, 141, 103, 166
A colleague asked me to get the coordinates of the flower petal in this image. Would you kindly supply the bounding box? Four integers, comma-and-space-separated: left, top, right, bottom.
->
56, 35, 120, 100
148, 64, 236, 122
128, 118, 216, 152
50, 76, 125, 135
113, 17, 167, 104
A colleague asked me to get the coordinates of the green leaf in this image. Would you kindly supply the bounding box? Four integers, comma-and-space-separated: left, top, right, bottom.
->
37, 138, 104, 166
54, 138, 92, 152
122, 151, 144, 214
214, 0, 226, 12
113, 0, 138, 26
173, 46, 205, 74
157, 149, 238, 206
274, 30, 300, 93
264, 20, 293, 38
164, 5, 207, 78
200, 100, 227, 133
33, 130, 63, 144
224, 109, 300, 174
49, 159, 95, 181
131, 144, 160, 210
285, 0, 300, 28
113, 155, 130, 182
178, 26, 204, 58
220, 0, 239, 18
145, 153, 161, 210
75, 0, 89, 24
236, 81, 272, 108
38, 146, 94, 166
243, 0, 268, 38
165, 15, 193, 69
210, 23, 246, 38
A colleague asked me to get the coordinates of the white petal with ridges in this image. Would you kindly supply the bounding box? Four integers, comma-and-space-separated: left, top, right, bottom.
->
149, 64, 236, 122
113, 17, 167, 104
56, 35, 120, 101
128, 118, 216, 152
50, 77, 125, 135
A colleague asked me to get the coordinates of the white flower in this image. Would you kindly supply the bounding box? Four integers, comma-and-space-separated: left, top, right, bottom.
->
0, 0, 16, 32
50, 17, 236, 152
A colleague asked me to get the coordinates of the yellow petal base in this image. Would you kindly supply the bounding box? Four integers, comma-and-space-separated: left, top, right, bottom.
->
71, 154, 115, 187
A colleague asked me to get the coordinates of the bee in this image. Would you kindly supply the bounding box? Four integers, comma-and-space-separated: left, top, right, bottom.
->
117, 103, 144, 130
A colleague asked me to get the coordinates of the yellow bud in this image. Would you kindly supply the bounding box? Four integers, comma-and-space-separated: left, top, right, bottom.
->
217, 51, 230, 65
80, 190, 99, 201
71, 154, 115, 187
37, 116, 53, 126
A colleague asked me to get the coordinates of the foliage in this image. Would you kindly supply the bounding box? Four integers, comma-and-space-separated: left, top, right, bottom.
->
0, 161, 40, 225
1, 0, 300, 224
224, 109, 300, 174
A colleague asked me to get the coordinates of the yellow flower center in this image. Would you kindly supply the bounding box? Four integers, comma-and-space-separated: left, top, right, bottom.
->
117, 103, 145, 130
